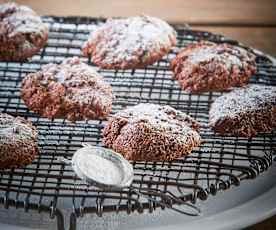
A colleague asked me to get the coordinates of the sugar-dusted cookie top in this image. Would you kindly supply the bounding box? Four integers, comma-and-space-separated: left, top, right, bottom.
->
171, 41, 256, 93
83, 15, 176, 69
21, 57, 113, 121
102, 103, 201, 161
0, 2, 48, 61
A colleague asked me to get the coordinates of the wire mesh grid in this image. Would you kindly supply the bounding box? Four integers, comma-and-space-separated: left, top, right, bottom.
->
0, 16, 275, 230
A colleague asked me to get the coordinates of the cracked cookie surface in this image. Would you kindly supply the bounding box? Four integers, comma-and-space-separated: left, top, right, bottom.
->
102, 103, 201, 161
83, 15, 176, 69
171, 41, 256, 93
21, 57, 113, 122
0, 2, 48, 61
209, 85, 276, 137
0, 113, 38, 169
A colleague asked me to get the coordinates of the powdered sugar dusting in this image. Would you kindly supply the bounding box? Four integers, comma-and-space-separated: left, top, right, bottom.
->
45, 57, 102, 84
115, 103, 198, 140
84, 15, 176, 65
188, 44, 247, 69
39, 57, 112, 105
24, 57, 113, 120
210, 85, 276, 122
75, 149, 123, 185
0, 114, 36, 145
0, 2, 48, 38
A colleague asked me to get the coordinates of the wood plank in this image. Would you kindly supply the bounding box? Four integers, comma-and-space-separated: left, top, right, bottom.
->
10, 0, 276, 24
193, 27, 276, 57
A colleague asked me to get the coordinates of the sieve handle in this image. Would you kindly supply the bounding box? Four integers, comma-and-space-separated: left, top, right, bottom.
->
130, 186, 201, 216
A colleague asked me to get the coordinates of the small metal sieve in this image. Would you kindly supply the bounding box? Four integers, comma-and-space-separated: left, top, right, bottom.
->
57, 143, 201, 216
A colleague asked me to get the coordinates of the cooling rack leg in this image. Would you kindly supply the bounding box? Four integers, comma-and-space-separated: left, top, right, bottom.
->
69, 212, 77, 230
55, 209, 65, 230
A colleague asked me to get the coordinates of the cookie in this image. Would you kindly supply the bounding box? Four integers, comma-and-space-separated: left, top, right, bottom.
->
171, 41, 256, 93
102, 103, 201, 161
0, 2, 48, 61
83, 15, 176, 69
0, 113, 38, 169
21, 57, 113, 122
209, 85, 276, 137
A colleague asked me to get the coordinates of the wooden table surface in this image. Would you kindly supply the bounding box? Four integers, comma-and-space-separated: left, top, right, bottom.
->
2, 0, 276, 229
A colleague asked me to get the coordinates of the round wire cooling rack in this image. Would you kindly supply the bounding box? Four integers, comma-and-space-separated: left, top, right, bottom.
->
0, 16, 275, 230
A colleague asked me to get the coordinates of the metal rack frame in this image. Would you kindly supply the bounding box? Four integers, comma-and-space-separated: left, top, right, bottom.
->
0, 16, 275, 230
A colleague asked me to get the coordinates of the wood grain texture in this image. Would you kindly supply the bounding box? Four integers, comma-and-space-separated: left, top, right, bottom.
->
193, 27, 276, 56
0, 0, 274, 56
8, 0, 276, 24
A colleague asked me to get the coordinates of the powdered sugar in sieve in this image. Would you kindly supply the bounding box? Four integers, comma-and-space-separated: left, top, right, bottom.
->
58, 144, 133, 189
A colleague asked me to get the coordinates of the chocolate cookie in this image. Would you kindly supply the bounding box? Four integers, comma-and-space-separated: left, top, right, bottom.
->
21, 57, 113, 122
0, 113, 38, 169
209, 85, 276, 137
83, 15, 176, 69
0, 2, 48, 61
102, 103, 201, 161
171, 41, 256, 93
